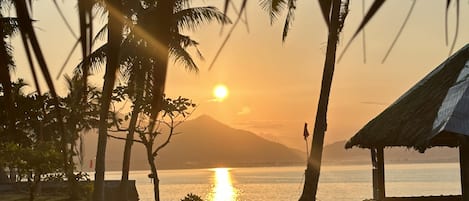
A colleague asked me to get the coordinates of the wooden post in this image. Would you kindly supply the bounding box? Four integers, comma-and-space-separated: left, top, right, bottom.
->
460, 137, 469, 201
371, 147, 385, 201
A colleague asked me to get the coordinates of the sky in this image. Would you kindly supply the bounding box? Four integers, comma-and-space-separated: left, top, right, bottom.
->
9, 0, 469, 150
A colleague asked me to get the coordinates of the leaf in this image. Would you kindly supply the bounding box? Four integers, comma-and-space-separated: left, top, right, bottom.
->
448, 0, 460, 55
351, 0, 386, 42
259, 0, 288, 24
445, 0, 452, 45
318, 0, 332, 28
282, 0, 297, 42
338, 0, 386, 61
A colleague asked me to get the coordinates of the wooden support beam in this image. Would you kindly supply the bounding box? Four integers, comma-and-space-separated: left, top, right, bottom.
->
460, 136, 469, 201
371, 148, 379, 199
371, 147, 386, 201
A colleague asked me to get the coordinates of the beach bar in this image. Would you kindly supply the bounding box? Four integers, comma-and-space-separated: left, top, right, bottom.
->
346, 44, 469, 201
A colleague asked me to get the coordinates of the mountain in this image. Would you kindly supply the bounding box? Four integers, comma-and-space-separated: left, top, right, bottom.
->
81, 115, 304, 171
322, 140, 459, 164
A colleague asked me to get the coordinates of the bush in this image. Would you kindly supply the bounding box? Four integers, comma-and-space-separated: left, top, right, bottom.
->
180, 193, 203, 201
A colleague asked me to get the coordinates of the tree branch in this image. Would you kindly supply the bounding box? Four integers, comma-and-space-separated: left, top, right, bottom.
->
107, 133, 143, 144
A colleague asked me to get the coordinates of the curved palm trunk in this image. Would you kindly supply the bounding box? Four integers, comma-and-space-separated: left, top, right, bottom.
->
145, 143, 160, 201
147, 0, 173, 132
93, 0, 123, 200
299, 0, 341, 200
119, 91, 142, 201
0, 18, 14, 134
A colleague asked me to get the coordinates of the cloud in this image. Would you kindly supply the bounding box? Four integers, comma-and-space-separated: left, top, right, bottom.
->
360, 101, 388, 106
237, 106, 251, 115
235, 120, 286, 130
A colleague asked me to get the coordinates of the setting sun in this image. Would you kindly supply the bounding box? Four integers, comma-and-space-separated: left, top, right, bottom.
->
213, 85, 229, 101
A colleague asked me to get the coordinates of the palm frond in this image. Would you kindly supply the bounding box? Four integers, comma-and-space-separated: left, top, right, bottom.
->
77, 0, 94, 95
15, 0, 58, 98
93, 24, 108, 45
282, 0, 297, 41
350, 0, 386, 42
259, 0, 288, 24
74, 43, 107, 75
317, 0, 332, 28
169, 44, 198, 72
445, 0, 451, 45
338, 0, 386, 61
53, 0, 77, 39
173, 6, 231, 31
208, 4, 244, 70
170, 33, 203, 71
173, 33, 199, 49
448, 0, 459, 55
56, 39, 80, 80
381, 0, 416, 63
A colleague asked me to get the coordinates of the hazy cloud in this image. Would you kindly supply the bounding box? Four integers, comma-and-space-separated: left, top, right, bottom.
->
360, 101, 389, 106
237, 106, 251, 115
235, 120, 287, 130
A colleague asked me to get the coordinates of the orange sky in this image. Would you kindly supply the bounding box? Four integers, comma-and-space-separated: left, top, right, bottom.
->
10, 0, 469, 150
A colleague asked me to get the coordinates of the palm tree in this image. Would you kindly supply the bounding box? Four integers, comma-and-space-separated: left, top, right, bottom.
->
0, 5, 17, 149
93, 0, 123, 200
79, 2, 229, 200
258, 0, 462, 200
62, 75, 100, 199
260, 1, 347, 200
139, 0, 231, 136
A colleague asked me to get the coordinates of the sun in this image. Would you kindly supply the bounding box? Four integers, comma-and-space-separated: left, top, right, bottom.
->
213, 85, 229, 101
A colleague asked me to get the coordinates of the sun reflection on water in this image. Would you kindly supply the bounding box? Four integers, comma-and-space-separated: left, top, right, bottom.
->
210, 168, 238, 201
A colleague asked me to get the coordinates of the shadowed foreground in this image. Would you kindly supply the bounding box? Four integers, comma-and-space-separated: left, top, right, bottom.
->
0, 180, 138, 201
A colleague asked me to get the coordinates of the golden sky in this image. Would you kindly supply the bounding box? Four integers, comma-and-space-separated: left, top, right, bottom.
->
10, 0, 469, 150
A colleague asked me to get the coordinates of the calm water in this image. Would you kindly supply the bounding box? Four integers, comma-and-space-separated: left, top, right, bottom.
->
104, 163, 462, 201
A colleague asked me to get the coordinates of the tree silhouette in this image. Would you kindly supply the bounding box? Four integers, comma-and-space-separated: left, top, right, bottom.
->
108, 92, 196, 201
93, 0, 124, 200
258, 0, 463, 200
78, 2, 229, 200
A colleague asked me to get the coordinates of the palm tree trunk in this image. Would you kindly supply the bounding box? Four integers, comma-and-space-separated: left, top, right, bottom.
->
145, 143, 160, 201
147, 0, 173, 133
299, 0, 341, 200
93, 0, 123, 200
119, 93, 142, 201
0, 14, 16, 185
0, 16, 14, 137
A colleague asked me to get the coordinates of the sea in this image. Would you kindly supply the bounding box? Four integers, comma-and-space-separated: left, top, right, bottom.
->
103, 163, 462, 201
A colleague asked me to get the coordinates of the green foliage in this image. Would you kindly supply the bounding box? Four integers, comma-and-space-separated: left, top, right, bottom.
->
0, 141, 63, 181
0, 78, 100, 199
161, 96, 197, 118
180, 193, 204, 201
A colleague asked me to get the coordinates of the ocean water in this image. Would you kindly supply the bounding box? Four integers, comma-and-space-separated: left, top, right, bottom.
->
104, 163, 462, 201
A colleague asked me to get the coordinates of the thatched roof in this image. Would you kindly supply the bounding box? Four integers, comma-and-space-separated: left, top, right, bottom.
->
346, 44, 469, 152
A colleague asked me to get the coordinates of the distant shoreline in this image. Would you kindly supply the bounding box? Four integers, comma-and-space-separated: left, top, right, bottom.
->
87, 160, 463, 172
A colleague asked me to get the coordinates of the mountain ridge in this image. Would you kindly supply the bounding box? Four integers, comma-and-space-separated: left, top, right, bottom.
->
81, 115, 304, 171
322, 140, 459, 164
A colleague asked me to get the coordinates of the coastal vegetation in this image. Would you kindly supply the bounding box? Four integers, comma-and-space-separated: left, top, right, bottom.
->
0, 0, 226, 200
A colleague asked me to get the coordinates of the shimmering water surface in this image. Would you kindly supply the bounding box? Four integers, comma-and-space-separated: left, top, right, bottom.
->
104, 163, 462, 201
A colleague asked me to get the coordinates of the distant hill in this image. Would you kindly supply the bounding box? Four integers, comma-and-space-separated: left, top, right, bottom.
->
81, 115, 304, 171
322, 140, 459, 164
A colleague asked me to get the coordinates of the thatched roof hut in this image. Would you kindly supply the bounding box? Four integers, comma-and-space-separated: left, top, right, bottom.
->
345, 44, 469, 201
346, 44, 469, 152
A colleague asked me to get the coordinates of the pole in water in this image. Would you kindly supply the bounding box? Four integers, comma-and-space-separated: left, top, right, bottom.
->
303, 123, 310, 163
